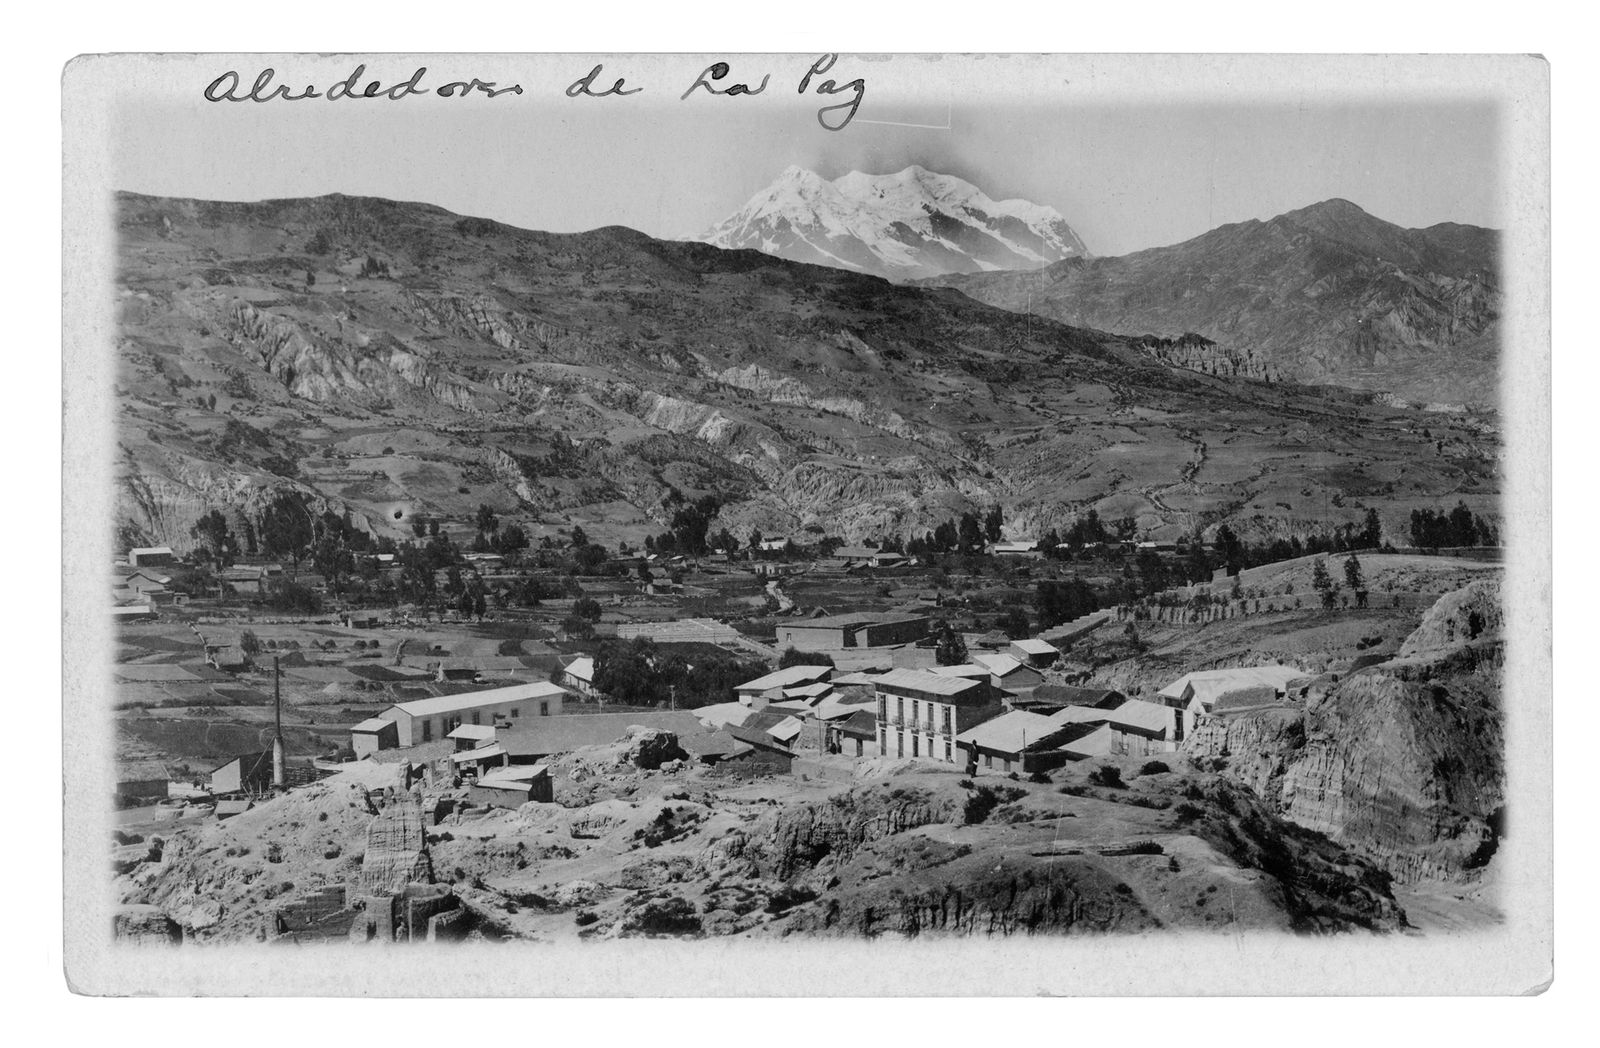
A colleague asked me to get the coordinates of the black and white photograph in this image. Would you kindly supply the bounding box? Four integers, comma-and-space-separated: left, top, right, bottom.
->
58, 50, 1552, 996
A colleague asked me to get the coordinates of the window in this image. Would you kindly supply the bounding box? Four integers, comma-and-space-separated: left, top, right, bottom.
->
912, 734, 919, 757
942, 706, 952, 735
896, 731, 904, 758
511, 708, 519, 718
471, 711, 481, 725
945, 741, 952, 762
897, 697, 904, 723
540, 701, 550, 716
985, 753, 993, 769
877, 693, 887, 719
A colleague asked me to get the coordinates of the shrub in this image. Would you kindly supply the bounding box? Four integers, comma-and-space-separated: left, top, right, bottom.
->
1089, 764, 1124, 788
1138, 760, 1171, 777
1027, 770, 1052, 784
763, 886, 818, 915
619, 896, 702, 938
1173, 802, 1205, 823
962, 784, 1027, 825
574, 910, 598, 927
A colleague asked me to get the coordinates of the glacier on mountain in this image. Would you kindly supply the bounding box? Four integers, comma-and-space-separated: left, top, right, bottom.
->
702, 165, 1089, 280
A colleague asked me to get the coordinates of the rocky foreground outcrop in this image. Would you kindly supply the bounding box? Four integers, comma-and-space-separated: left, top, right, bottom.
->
1185, 578, 1504, 885
703, 774, 1402, 936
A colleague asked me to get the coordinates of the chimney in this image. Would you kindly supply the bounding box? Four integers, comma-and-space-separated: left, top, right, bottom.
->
272, 655, 286, 789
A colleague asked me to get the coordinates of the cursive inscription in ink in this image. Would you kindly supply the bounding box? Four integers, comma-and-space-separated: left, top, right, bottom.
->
203, 55, 868, 131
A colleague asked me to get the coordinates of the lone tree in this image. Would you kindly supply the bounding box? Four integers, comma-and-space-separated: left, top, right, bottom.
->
1312, 558, 1338, 609
1343, 551, 1365, 591
258, 491, 313, 570
934, 622, 969, 666
190, 509, 239, 568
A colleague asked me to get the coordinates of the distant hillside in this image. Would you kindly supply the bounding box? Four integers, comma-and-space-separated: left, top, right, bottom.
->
925, 199, 1501, 407
112, 192, 1498, 555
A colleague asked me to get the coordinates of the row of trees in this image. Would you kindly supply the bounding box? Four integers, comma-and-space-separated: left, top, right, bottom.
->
590, 637, 768, 710
901, 505, 1005, 557
1409, 503, 1498, 549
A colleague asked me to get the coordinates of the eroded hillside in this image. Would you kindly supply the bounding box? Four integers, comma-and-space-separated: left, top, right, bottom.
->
114, 193, 1498, 550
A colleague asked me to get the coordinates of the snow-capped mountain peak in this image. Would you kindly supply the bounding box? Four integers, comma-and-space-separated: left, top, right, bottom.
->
702, 165, 1089, 280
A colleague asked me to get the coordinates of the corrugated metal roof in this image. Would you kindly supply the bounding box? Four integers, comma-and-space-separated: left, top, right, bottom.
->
451, 743, 506, 763
1103, 699, 1175, 734
1158, 665, 1304, 702
736, 665, 833, 692
955, 710, 1069, 754
873, 668, 984, 697
389, 680, 567, 718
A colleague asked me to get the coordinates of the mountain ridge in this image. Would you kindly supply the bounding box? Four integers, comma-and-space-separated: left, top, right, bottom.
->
925, 198, 1501, 406
112, 190, 1499, 554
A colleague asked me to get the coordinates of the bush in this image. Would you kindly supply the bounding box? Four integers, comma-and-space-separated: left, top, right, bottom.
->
1027, 770, 1052, 784
1138, 761, 1171, 777
1089, 764, 1124, 788
763, 886, 818, 915
1173, 802, 1205, 823
619, 895, 702, 938
574, 910, 598, 927
962, 784, 1027, 825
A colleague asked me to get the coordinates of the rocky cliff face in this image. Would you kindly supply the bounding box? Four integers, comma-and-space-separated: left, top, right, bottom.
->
357, 793, 434, 893
1185, 579, 1504, 885
719, 775, 1401, 936
1131, 333, 1281, 383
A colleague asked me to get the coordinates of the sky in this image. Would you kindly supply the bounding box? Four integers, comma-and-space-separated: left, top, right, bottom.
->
111, 54, 1503, 257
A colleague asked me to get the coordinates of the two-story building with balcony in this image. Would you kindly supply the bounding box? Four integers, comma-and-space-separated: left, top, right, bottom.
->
872, 668, 1003, 764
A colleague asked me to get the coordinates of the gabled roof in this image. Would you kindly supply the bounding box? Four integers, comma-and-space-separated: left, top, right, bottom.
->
783, 681, 834, 700
932, 664, 990, 679
830, 546, 881, 560
735, 664, 832, 692
768, 716, 805, 743
450, 743, 506, 763
679, 730, 751, 759
1102, 699, 1176, 735
387, 680, 567, 719
350, 717, 395, 733
1158, 665, 1305, 702
955, 710, 1070, 754
1010, 638, 1060, 656
873, 667, 986, 698
563, 655, 595, 683
973, 653, 1029, 678
498, 712, 706, 758
834, 709, 879, 738
1054, 723, 1119, 758
447, 723, 498, 742
1031, 685, 1125, 709
474, 774, 537, 792
778, 612, 927, 630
